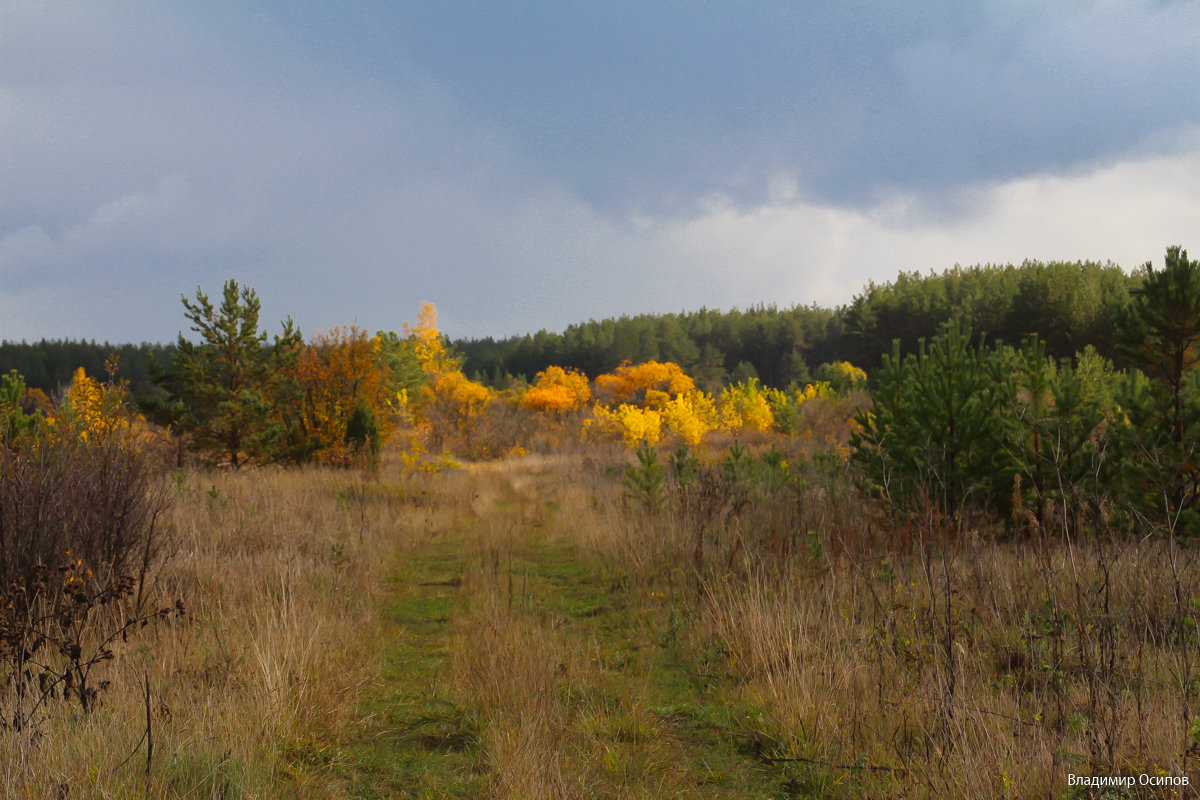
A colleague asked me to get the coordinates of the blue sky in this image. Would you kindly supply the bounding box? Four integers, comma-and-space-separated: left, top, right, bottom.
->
2, 1, 1199, 343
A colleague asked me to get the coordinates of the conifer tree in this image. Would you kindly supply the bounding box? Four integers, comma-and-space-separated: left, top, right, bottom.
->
852, 317, 1015, 518
163, 280, 302, 466
1116, 246, 1200, 532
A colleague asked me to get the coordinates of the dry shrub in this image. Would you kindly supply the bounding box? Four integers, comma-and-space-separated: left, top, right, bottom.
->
0, 420, 170, 592
0, 456, 433, 798
0, 401, 176, 748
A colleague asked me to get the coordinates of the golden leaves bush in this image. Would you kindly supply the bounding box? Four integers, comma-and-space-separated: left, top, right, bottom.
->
718, 378, 775, 433
594, 361, 694, 406
295, 325, 396, 463
519, 366, 591, 412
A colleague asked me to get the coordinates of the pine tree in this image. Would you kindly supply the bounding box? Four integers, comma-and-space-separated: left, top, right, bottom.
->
163, 280, 302, 467
852, 317, 1015, 518
1116, 246, 1200, 532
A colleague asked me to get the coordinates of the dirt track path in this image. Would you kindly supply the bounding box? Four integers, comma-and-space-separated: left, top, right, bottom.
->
309, 459, 797, 799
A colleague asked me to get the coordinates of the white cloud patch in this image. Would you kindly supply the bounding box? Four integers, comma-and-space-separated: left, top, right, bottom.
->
646, 136, 1200, 313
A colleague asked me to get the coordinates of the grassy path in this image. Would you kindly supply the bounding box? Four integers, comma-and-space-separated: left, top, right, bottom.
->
304, 463, 801, 799
323, 540, 487, 798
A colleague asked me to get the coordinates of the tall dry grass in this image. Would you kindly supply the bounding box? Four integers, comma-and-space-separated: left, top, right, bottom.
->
0, 461, 440, 799
8, 427, 1199, 798
572, 447, 1200, 798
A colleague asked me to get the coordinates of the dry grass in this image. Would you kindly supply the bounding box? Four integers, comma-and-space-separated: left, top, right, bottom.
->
0, 460, 440, 799
7, 438, 1200, 798
576, 456, 1200, 798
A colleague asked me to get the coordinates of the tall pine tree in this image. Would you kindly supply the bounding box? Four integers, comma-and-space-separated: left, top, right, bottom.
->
1116, 246, 1200, 532
162, 280, 302, 467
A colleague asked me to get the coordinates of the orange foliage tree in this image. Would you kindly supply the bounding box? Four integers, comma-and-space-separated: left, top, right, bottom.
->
519, 366, 591, 412
295, 325, 395, 462
593, 361, 695, 407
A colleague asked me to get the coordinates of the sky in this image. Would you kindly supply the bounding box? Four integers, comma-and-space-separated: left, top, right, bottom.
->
2, 1, 1200, 344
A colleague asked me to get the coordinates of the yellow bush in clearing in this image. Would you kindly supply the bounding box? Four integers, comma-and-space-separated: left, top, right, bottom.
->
719, 379, 775, 433
661, 390, 717, 447
591, 403, 662, 446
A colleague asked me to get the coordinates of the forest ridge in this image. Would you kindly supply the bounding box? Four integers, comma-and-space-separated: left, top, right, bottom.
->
0, 258, 1135, 397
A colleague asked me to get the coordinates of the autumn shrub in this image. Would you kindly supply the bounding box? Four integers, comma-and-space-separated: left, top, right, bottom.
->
296, 325, 398, 464
718, 378, 775, 433
593, 360, 694, 406
458, 392, 539, 459
659, 390, 718, 446
0, 369, 170, 591
813, 360, 867, 393
518, 366, 591, 412
0, 367, 175, 732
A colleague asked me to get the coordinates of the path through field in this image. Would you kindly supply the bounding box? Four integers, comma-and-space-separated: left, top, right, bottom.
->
305, 457, 797, 799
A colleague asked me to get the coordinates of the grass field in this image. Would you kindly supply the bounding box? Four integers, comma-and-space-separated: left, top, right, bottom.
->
4, 446, 1200, 798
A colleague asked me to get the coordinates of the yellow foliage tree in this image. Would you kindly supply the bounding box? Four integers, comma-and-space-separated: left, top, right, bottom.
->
594, 361, 695, 407
719, 378, 775, 433
519, 366, 591, 412
402, 303, 493, 452
405, 301, 454, 376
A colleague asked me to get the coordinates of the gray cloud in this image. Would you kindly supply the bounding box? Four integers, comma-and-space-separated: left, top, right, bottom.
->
1, 1, 1198, 345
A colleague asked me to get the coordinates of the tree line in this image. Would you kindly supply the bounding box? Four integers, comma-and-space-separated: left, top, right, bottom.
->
0, 340, 172, 400
458, 258, 1136, 385
1, 258, 1138, 398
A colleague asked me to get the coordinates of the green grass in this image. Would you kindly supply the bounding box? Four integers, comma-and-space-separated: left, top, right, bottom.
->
293, 468, 824, 798
314, 538, 486, 799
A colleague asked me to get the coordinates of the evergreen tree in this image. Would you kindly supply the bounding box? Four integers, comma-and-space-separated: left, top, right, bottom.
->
1005, 339, 1117, 534
852, 317, 1015, 518
1116, 246, 1200, 532
161, 280, 302, 467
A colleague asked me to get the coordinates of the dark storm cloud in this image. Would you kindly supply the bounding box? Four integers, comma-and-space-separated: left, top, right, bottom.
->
1, 1, 1198, 342
382, 1, 1200, 211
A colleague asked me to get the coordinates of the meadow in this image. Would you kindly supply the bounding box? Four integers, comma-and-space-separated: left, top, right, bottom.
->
2, 434, 1197, 799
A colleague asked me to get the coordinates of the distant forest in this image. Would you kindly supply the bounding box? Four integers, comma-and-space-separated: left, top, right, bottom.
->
457, 259, 1136, 388
0, 259, 1139, 396
0, 340, 174, 400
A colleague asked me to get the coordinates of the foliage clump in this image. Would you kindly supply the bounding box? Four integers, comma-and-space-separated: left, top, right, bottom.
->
159, 280, 303, 466
0, 361, 177, 730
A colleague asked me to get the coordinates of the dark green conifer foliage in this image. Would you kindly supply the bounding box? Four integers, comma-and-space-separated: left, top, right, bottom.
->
1115, 246, 1200, 533
1007, 339, 1116, 534
163, 280, 302, 467
345, 400, 381, 457
852, 317, 1015, 518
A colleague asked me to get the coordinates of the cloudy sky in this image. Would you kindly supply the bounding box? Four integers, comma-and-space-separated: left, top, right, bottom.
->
2, 1, 1199, 343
